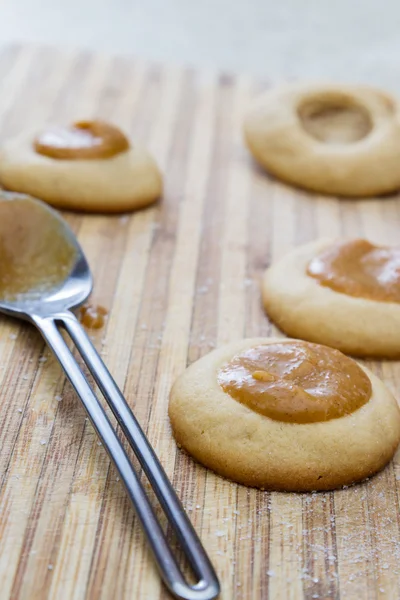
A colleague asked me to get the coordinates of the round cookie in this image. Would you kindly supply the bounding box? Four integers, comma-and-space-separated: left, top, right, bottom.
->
169, 338, 400, 491
243, 83, 400, 197
262, 239, 400, 358
0, 121, 162, 213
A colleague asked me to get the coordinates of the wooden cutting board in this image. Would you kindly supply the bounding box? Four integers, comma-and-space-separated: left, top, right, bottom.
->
0, 43, 400, 600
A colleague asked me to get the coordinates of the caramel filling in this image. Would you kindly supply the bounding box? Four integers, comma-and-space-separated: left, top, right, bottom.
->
79, 303, 108, 329
307, 239, 400, 303
34, 120, 130, 160
218, 341, 371, 424
298, 95, 372, 144
0, 195, 77, 301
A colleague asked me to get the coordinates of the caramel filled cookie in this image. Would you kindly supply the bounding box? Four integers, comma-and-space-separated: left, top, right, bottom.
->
262, 239, 400, 357
169, 338, 400, 491
243, 83, 400, 197
0, 120, 162, 213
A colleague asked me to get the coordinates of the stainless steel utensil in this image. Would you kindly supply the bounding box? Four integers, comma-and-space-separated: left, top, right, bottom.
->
0, 194, 219, 600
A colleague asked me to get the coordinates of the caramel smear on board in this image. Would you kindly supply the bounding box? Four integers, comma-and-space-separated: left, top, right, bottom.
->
79, 303, 108, 330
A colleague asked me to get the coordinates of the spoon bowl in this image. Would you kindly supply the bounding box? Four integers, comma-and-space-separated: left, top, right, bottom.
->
0, 193, 92, 319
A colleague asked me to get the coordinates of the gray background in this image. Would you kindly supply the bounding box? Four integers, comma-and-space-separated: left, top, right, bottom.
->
0, 0, 399, 89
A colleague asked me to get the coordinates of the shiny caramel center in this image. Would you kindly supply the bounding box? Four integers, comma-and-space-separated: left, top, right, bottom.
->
34, 120, 130, 160
0, 195, 77, 301
307, 239, 400, 303
218, 341, 371, 424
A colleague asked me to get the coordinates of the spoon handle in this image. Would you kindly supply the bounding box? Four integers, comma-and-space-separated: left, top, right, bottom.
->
32, 313, 219, 600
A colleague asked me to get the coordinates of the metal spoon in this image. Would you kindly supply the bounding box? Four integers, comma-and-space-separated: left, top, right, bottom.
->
0, 193, 219, 600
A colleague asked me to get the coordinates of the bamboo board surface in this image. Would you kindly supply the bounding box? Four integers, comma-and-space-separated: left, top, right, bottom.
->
1, 43, 400, 600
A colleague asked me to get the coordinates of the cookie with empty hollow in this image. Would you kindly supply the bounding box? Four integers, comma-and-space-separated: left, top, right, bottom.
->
169, 338, 400, 491
0, 120, 162, 213
243, 83, 400, 197
262, 238, 400, 358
